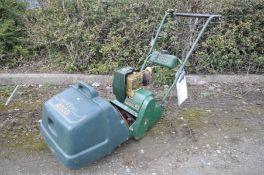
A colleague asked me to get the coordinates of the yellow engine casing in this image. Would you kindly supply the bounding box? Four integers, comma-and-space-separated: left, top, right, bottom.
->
126, 72, 143, 98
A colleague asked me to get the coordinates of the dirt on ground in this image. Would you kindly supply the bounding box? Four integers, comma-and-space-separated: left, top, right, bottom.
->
0, 81, 263, 175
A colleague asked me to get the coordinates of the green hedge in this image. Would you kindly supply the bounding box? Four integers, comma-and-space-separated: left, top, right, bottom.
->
1, 0, 263, 76
193, 0, 264, 74
0, 0, 29, 67
26, 0, 221, 73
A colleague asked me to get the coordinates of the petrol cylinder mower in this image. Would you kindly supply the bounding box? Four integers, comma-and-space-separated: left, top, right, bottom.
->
40, 10, 220, 169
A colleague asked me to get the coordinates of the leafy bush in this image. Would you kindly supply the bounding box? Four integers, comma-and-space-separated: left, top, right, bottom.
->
28, 0, 219, 73
193, 0, 264, 74
0, 0, 29, 67
2, 0, 264, 77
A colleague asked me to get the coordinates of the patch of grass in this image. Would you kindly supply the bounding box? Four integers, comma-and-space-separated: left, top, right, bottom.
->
0, 86, 16, 100
0, 131, 47, 152
201, 91, 214, 97
0, 102, 36, 112
179, 108, 209, 129
149, 118, 172, 136
148, 108, 210, 136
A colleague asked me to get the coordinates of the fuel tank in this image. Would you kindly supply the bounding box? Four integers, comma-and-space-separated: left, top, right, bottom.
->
40, 81, 129, 169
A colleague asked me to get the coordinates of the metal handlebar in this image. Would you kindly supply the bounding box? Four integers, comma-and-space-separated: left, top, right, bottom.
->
140, 10, 220, 106
172, 13, 220, 18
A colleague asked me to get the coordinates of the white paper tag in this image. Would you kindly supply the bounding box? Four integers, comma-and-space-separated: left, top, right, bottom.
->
176, 72, 188, 106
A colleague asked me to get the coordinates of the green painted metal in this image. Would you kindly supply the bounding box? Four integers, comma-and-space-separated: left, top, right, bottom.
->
124, 88, 153, 112
112, 87, 163, 140
111, 99, 138, 117
129, 90, 163, 140
112, 67, 134, 103
149, 51, 178, 68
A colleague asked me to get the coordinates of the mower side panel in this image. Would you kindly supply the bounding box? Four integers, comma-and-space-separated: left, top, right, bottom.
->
128, 90, 163, 140
40, 82, 129, 169
131, 96, 163, 140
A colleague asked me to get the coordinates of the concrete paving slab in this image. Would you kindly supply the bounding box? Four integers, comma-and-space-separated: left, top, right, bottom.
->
0, 73, 263, 85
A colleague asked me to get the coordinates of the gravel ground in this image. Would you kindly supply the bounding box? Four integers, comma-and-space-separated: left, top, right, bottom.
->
0, 81, 263, 175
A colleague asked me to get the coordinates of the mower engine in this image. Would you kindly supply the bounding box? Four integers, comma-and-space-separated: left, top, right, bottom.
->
111, 66, 163, 139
